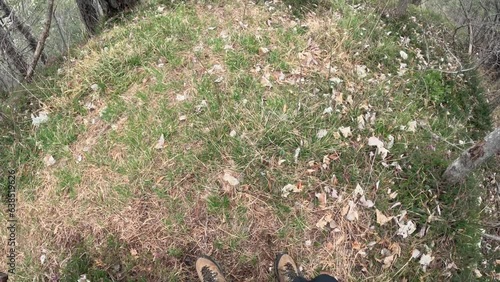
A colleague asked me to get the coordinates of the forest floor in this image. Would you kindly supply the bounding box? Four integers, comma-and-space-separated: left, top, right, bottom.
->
0, 0, 498, 281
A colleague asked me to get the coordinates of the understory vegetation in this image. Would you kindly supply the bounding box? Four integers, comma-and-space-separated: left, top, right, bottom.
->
0, 0, 498, 281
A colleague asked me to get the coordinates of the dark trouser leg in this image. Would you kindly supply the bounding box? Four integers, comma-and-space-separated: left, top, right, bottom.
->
292, 274, 338, 282
309, 274, 339, 282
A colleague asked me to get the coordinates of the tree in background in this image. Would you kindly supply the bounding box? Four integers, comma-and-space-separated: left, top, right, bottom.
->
76, 0, 140, 35
0, 24, 27, 76
0, 0, 47, 64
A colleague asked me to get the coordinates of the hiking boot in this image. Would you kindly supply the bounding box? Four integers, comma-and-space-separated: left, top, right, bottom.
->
274, 253, 300, 282
196, 255, 227, 282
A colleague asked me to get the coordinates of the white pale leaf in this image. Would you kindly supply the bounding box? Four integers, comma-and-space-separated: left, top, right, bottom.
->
359, 195, 374, 208
376, 209, 392, 226
407, 120, 417, 132
339, 126, 352, 138
386, 135, 395, 149
397, 220, 417, 238
222, 172, 239, 186
400, 50, 408, 60
368, 136, 384, 147
294, 147, 301, 163
316, 129, 328, 139
411, 249, 421, 259
323, 107, 333, 115
281, 184, 300, 198
419, 253, 434, 266
357, 115, 365, 130
354, 183, 364, 196
43, 155, 56, 167
355, 65, 367, 78
154, 134, 165, 149
40, 254, 46, 265
31, 111, 49, 126
345, 200, 359, 221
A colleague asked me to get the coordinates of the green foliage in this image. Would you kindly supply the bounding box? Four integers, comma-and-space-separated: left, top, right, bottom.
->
56, 169, 82, 197
421, 70, 450, 104
207, 194, 231, 215
61, 247, 111, 281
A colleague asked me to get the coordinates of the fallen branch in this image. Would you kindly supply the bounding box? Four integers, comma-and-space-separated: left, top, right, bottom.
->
443, 127, 500, 184
482, 233, 500, 242
25, 0, 55, 81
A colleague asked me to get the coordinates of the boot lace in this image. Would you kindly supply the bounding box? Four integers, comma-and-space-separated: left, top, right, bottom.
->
282, 262, 298, 281
201, 266, 218, 282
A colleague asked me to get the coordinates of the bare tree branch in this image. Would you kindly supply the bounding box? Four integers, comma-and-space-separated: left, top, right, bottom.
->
458, 0, 474, 55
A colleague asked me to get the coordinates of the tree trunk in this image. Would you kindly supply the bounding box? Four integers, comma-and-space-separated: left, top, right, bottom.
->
99, 0, 139, 18
75, 0, 101, 35
25, 0, 54, 81
0, 26, 28, 76
75, 0, 139, 35
394, 0, 411, 18
443, 127, 500, 184
53, 10, 68, 52
0, 0, 47, 64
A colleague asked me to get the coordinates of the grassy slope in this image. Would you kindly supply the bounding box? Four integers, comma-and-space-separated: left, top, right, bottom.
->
0, 0, 496, 281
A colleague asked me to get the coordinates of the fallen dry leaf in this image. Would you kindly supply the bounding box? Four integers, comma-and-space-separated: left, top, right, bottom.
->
376, 209, 392, 226
359, 195, 375, 208
154, 134, 165, 149
354, 183, 364, 196
334, 92, 343, 105
419, 253, 434, 272
411, 249, 421, 259
282, 184, 301, 198
316, 214, 333, 229
44, 155, 56, 167
407, 120, 417, 132
357, 115, 365, 130
355, 65, 368, 78
339, 126, 352, 138
222, 171, 239, 186
382, 255, 395, 269
344, 200, 359, 221
397, 220, 416, 238
260, 75, 273, 88
259, 47, 270, 55
316, 192, 327, 208
317, 129, 328, 139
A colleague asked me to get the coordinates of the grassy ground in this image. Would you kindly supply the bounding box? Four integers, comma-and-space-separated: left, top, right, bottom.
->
0, 0, 497, 281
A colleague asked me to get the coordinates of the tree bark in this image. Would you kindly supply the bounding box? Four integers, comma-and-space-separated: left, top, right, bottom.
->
25, 0, 54, 81
0, 0, 47, 64
0, 26, 28, 76
99, 0, 139, 18
443, 127, 500, 184
75, 0, 101, 35
53, 10, 68, 52
75, 0, 140, 35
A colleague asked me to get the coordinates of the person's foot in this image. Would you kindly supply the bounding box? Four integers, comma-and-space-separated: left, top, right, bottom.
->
274, 253, 301, 282
196, 255, 227, 282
